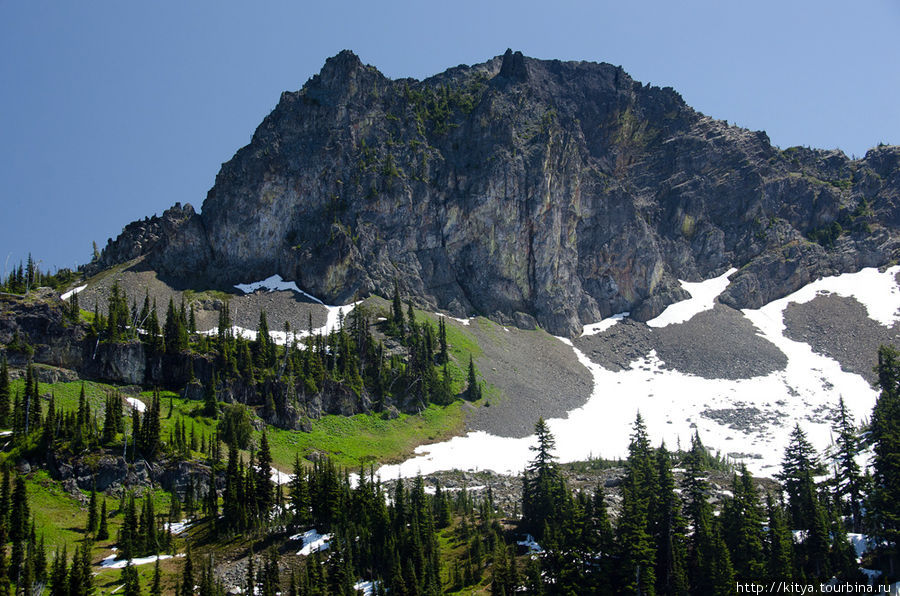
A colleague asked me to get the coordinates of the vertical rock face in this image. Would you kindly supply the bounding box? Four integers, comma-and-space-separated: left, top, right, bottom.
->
97, 50, 900, 337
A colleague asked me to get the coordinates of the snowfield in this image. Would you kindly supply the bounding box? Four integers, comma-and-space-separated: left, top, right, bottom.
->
647, 267, 738, 328
377, 266, 900, 480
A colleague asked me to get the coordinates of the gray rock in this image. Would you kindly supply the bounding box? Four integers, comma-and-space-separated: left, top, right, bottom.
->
87, 52, 900, 337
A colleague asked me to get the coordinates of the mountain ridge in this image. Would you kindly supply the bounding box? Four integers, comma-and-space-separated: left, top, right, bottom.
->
90, 49, 900, 336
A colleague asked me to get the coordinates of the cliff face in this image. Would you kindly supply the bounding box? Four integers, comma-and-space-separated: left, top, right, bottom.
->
96, 50, 900, 336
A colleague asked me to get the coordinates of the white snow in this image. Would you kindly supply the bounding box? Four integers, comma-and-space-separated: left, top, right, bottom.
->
124, 397, 146, 413
99, 553, 183, 569
270, 468, 292, 485
292, 529, 332, 556
517, 534, 543, 554
61, 285, 87, 301
353, 580, 379, 595
581, 312, 629, 336
647, 268, 738, 328
164, 519, 192, 535
422, 484, 485, 495
436, 312, 472, 326
235, 274, 324, 304
377, 267, 900, 480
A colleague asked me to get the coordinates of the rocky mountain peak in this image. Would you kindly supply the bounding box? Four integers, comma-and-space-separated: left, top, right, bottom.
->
91, 52, 900, 337
497, 48, 529, 82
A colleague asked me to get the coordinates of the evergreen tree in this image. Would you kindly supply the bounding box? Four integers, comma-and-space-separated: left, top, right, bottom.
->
765, 493, 794, 582
98, 498, 109, 540
777, 424, 821, 530
0, 356, 9, 428
522, 418, 566, 539
721, 466, 765, 583
652, 443, 689, 596
164, 298, 188, 354
617, 414, 657, 595
87, 485, 99, 535
255, 433, 274, 523
151, 557, 162, 596
181, 544, 195, 596
122, 562, 141, 596
869, 344, 900, 566
465, 356, 481, 401
831, 396, 863, 532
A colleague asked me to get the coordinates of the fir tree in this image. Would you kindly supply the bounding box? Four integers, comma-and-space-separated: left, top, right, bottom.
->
831, 396, 863, 532
869, 344, 900, 566
777, 424, 821, 530
87, 485, 99, 535
465, 356, 481, 401
721, 466, 765, 583
0, 356, 9, 428
255, 433, 274, 522
98, 498, 109, 541
765, 493, 794, 582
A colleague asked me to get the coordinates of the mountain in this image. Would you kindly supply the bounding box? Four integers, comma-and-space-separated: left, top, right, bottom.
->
90, 49, 900, 337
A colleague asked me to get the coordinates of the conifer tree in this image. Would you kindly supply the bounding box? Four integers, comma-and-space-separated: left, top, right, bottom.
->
181, 544, 195, 596
465, 356, 481, 401
778, 424, 821, 530
765, 493, 794, 581
164, 298, 188, 354
869, 344, 900, 563
122, 561, 141, 596
255, 433, 274, 522
721, 466, 765, 582
617, 414, 657, 595
391, 281, 404, 336
9, 474, 29, 574
0, 356, 9, 428
652, 443, 689, 596
831, 396, 863, 532
151, 557, 162, 596
98, 498, 109, 540
87, 485, 98, 535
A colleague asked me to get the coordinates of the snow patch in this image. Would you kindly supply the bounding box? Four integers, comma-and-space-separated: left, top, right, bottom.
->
581, 312, 629, 336
353, 580, 379, 595
292, 529, 332, 556
270, 468, 292, 485
647, 268, 737, 328
124, 397, 146, 413
99, 553, 183, 569
165, 520, 192, 535
235, 274, 323, 304
436, 312, 472, 326
517, 534, 543, 554
61, 285, 87, 301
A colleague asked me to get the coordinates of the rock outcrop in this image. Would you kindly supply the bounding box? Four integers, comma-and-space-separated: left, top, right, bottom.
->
92, 50, 900, 336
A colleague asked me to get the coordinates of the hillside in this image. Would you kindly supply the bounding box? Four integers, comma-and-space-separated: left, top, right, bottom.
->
1, 50, 900, 593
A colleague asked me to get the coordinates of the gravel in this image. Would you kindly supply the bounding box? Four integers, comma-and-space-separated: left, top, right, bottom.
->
654, 304, 787, 380
783, 292, 900, 385
464, 322, 593, 438
73, 264, 329, 335
575, 303, 788, 380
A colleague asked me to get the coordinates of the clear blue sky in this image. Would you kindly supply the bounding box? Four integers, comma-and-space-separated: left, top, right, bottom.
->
1, 0, 898, 274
